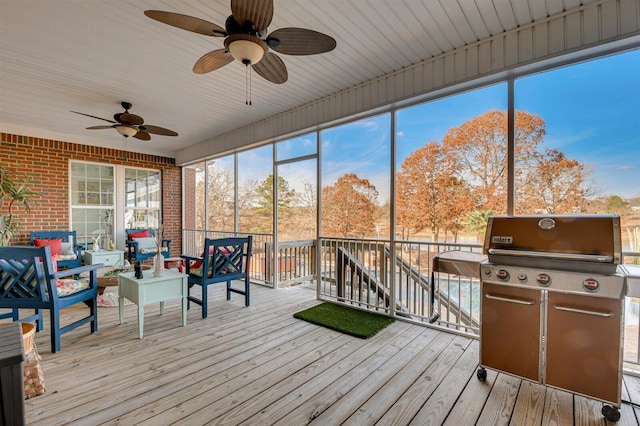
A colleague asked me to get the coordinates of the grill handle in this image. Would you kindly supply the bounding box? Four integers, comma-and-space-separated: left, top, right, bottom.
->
552, 304, 614, 318
485, 293, 535, 305
487, 248, 613, 263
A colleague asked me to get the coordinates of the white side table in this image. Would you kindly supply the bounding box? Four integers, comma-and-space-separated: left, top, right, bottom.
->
118, 269, 188, 338
85, 249, 124, 267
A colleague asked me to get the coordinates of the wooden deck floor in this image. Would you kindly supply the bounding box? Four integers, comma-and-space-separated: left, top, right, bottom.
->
16, 283, 640, 425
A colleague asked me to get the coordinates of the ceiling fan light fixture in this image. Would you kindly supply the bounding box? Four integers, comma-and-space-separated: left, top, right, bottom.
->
116, 125, 138, 138
224, 34, 268, 65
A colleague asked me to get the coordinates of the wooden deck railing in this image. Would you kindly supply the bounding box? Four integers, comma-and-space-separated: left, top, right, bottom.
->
181, 230, 316, 288
181, 229, 640, 367
320, 237, 483, 335
182, 229, 273, 286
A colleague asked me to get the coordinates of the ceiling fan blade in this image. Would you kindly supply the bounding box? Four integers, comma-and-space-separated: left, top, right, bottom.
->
119, 113, 144, 126
193, 49, 233, 74
268, 28, 337, 55
144, 10, 226, 36
252, 52, 287, 84
231, 0, 273, 32
86, 125, 115, 130
71, 111, 116, 124
133, 131, 151, 141
140, 125, 178, 137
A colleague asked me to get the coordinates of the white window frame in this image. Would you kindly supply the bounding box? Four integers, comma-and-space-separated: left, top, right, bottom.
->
69, 160, 162, 251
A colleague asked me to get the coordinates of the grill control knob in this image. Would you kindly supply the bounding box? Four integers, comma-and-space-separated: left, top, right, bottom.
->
583, 278, 600, 292
536, 273, 551, 286
518, 273, 527, 282
496, 269, 510, 281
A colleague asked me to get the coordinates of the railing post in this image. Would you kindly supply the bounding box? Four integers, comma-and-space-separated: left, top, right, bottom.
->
310, 242, 316, 277
379, 242, 387, 287
265, 242, 272, 285
336, 246, 344, 300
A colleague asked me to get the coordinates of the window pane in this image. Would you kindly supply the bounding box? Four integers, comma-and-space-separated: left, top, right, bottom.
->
278, 159, 316, 241
125, 208, 160, 229
395, 83, 507, 244
70, 163, 115, 208
321, 113, 390, 238
276, 132, 316, 161
69, 162, 115, 247
237, 145, 273, 233
126, 169, 149, 207
124, 168, 162, 229
206, 156, 235, 231
514, 50, 640, 225
72, 207, 114, 247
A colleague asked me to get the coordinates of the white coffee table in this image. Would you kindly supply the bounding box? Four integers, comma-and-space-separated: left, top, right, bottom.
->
118, 268, 188, 338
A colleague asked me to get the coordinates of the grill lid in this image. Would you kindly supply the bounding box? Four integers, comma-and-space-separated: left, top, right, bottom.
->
483, 214, 622, 264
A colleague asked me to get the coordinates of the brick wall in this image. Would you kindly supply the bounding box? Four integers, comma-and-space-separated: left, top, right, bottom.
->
0, 132, 182, 256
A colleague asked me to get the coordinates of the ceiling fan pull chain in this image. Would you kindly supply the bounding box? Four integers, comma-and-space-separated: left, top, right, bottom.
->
244, 62, 253, 106
122, 135, 128, 160
245, 62, 249, 105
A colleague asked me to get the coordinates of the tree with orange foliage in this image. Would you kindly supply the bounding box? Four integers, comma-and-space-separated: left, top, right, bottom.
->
396, 142, 474, 241
519, 148, 593, 214
322, 173, 378, 237
442, 109, 545, 213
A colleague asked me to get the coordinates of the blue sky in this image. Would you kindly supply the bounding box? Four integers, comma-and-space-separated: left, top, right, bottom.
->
516, 50, 640, 198
230, 48, 639, 202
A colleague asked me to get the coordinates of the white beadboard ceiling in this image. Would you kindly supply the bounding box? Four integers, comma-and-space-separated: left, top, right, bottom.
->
0, 0, 600, 158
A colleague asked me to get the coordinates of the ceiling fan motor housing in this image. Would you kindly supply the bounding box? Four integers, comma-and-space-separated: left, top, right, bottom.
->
225, 15, 258, 36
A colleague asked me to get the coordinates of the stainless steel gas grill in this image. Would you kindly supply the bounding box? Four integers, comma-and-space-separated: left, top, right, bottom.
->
477, 214, 626, 422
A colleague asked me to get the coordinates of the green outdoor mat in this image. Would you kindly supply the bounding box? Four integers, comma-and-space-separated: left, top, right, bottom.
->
293, 302, 394, 339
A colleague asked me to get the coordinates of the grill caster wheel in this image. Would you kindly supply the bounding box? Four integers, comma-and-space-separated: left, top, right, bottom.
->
477, 367, 487, 381
601, 405, 620, 422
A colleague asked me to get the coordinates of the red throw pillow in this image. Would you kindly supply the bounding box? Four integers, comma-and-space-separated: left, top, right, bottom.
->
129, 230, 150, 239
191, 246, 216, 269
34, 238, 62, 256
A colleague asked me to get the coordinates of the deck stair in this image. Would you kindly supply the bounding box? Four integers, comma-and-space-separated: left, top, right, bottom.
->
334, 245, 478, 327
382, 246, 479, 329
335, 247, 411, 316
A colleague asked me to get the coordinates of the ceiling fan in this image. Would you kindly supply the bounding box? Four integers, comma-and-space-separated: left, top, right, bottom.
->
71, 102, 178, 141
144, 0, 337, 88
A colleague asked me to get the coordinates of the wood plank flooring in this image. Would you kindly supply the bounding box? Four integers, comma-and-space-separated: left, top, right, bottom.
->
11, 283, 640, 425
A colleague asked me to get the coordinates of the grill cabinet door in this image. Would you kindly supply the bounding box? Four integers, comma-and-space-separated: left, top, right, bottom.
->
545, 292, 622, 404
480, 283, 542, 382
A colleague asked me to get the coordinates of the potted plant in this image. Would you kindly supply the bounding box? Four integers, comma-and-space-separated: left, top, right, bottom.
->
0, 165, 41, 246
